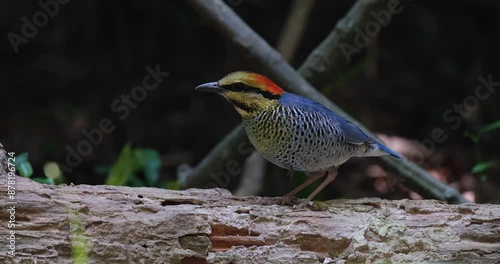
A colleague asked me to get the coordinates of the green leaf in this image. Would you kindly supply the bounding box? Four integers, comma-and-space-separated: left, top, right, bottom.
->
94, 165, 111, 175
43, 162, 63, 180
32, 177, 55, 185
14, 152, 33, 178
479, 174, 488, 182
479, 120, 500, 134
127, 175, 146, 187
166, 181, 181, 190
463, 131, 479, 143
105, 144, 135, 186
471, 161, 498, 174
104, 145, 162, 187
43, 162, 66, 184
134, 148, 162, 186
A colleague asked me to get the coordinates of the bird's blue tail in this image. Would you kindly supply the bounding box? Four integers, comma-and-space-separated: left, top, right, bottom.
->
377, 142, 403, 159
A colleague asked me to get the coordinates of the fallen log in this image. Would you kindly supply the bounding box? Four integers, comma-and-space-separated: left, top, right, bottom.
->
0, 175, 499, 264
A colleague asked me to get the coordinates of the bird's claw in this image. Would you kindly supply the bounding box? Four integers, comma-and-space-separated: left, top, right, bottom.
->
280, 196, 311, 209
280, 195, 294, 206
293, 200, 311, 209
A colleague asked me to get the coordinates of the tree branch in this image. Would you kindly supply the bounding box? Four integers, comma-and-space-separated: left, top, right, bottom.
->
178, 125, 250, 188
276, 0, 316, 62
297, 0, 386, 86
180, 0, 467, 204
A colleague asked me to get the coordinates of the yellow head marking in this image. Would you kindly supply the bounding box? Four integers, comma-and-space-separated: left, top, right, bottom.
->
217, 71, 284, 117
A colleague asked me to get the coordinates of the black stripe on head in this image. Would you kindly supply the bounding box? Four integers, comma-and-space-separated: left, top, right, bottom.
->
224, 82, 246, 92
228, 99, 256, 113
223, 83, 281, 100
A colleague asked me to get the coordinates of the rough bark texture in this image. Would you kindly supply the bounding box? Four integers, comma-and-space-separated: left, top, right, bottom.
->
0, 176, 499, 264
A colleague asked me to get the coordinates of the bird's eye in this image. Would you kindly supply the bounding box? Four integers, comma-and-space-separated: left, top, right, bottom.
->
228, 82, 246, 92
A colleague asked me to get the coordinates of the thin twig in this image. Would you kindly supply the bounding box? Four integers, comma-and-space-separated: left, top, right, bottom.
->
276, 0, 316, 62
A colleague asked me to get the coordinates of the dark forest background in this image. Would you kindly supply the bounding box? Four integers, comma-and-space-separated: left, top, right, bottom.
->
1, 0, 499, 203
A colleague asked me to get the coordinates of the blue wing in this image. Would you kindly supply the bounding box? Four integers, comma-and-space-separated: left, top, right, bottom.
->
280, 93, 375, 145
279, 93, 402, 158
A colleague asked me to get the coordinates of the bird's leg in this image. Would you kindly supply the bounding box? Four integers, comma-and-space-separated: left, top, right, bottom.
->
281, 171, 326, 205
295, 167, 338, 208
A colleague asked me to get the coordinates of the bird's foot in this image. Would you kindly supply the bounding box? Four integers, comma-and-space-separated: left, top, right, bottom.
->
293, 200, 312, 209
280, 195, 312, 209
280, 195, 295, 206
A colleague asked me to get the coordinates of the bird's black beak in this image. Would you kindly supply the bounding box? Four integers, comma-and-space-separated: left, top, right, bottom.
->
195, 82, 225, 93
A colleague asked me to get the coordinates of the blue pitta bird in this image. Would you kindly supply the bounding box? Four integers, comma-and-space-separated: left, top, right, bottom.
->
196, 71, 402, 207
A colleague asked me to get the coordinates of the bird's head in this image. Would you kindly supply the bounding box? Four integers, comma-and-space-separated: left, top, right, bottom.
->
195, 71, 284, 117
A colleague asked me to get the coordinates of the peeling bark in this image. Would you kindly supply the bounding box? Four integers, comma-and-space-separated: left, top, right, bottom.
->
0, 176, 499, 264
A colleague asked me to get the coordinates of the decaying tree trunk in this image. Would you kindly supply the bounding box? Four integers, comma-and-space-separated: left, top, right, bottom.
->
0, 175, 499, 264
